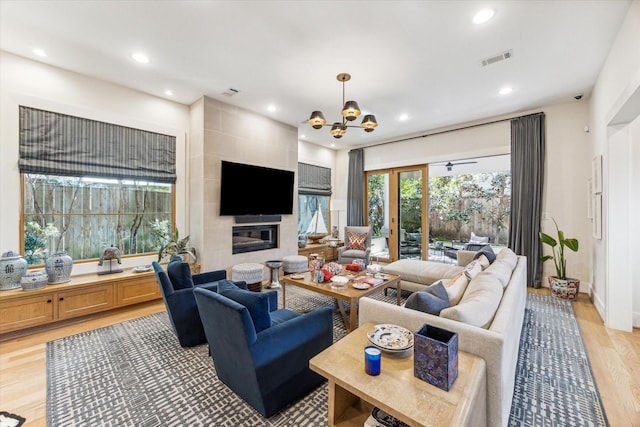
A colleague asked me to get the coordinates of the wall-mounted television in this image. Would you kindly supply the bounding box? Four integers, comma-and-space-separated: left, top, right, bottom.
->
220, 161, 295, 216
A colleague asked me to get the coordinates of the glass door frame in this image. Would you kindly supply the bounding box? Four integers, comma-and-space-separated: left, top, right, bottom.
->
365, 165, 428, 262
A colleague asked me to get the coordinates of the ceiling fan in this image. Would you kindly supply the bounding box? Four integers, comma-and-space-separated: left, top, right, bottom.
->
432, 160, 478, 171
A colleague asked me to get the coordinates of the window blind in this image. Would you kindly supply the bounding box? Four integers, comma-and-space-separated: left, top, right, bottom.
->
298, 162, 332, 196
19, 106, 177, 183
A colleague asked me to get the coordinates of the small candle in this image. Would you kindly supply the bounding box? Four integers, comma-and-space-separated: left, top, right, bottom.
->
364, 346, 381, 376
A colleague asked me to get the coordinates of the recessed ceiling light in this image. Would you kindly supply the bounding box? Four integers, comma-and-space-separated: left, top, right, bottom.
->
330, 143, 335, 148
473, 9, 494, 24
267, 105, 277, 112
33, 48, 47, 58
399, 113, 409, 121
499, 87, 513, 95
131, 52, 149, 64
164, 90, 173, 96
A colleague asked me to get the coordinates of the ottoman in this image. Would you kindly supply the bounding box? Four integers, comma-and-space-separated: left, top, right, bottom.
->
282, 255, 308, 274
232, 263, 265, 292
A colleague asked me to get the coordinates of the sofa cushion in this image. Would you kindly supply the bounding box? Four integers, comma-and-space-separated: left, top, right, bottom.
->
444, 272, 469, 305
463, 260, 482, 281
382, 259, 463, 286
404, 281, 450, 315
440, 271, 503, 328
167, 258, 194, 290
217, 280, 271, 333
346, 231, 368, 250
496, 247, 518, 270
476, 254, 491, 270
484, 259, 514, 289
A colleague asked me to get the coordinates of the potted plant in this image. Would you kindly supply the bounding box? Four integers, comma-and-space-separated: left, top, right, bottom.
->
151, 220, 197, 265
540, 218, 580, 300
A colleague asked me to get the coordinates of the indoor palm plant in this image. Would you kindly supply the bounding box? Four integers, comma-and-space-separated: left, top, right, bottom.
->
540, 218, 580, 300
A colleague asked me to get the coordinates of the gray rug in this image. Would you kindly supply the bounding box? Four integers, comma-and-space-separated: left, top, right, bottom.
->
46, 290, 608, 426
508, 293, 609, 426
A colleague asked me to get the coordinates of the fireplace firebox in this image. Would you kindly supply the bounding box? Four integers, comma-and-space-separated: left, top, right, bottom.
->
232, 225, 278, 254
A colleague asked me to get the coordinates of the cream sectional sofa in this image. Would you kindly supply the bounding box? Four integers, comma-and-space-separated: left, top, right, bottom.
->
359, 249, 527, 427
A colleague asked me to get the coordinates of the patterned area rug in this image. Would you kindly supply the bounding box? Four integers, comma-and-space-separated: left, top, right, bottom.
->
46, 286, 396, 426
47, 289, 608, 426
508, 293, 609, 426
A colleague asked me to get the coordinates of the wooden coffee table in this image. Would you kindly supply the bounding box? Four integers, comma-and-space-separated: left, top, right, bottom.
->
309, 322, 487, 427
281, 272, 401, 332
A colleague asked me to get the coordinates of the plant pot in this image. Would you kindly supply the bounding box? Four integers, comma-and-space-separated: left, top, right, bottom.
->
549, 276, 580, 300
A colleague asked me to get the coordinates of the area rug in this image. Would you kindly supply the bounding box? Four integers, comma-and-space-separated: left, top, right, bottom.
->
47, 290, 608, 426
508, 293, 609, 426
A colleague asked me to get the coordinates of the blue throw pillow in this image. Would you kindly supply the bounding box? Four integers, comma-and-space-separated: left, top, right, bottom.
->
167, 258, 194, 290
217, 280, 271, 333
473, 245, 496, 264
404, 281, 450, 315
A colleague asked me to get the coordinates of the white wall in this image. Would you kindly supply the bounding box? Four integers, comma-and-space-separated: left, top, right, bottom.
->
0, 52, 190, 275
589, 0, 640, 330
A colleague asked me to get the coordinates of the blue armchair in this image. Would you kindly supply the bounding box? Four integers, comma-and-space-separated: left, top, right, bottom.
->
194, 284, 333, 417
152, 259, 246, 347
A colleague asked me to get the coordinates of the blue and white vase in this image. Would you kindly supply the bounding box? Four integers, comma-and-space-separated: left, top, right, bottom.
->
21, 269, 48, 291
0, 250, 28, 290
46, 250, 73, 284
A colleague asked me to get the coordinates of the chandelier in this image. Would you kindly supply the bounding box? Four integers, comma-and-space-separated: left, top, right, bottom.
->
307, 73, 378, 139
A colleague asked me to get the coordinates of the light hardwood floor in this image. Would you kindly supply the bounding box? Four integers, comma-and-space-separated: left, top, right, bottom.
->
1, 290, 638, 426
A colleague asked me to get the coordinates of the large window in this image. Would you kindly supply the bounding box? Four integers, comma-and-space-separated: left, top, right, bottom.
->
297, 163, 332, 238
18, 106, 177, 265
22, 174, 173, 265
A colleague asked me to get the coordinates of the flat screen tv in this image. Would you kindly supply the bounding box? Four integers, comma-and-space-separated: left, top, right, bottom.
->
220, 161, 295, 216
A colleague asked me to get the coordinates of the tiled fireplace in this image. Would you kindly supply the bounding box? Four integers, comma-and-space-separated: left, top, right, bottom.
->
232, 224, 279, 254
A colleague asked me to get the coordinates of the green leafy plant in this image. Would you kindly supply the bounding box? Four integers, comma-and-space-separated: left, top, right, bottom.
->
539, 218, 579, 279
150, 220, 197, 263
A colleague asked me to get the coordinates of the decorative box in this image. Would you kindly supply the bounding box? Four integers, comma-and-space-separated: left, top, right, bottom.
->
413, 323, 458, 391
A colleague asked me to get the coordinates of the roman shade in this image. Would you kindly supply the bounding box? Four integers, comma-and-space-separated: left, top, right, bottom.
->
298, 162, 331, 196
19, 106, 177, 183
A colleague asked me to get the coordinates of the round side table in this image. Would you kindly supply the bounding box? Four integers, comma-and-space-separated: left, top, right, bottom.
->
265, 260, 283, 289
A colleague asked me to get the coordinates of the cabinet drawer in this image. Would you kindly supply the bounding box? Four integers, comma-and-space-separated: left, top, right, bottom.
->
116, 276, 160, 306
0, 293, 55, 333
57, 284, 114, 320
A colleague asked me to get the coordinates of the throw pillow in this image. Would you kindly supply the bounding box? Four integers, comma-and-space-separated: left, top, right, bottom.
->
217, 280, 272, 333
473, 245, 496, 264
347, 231, 368, 250
469, 231, 489, 244
475, 254, 490, 269
167, 258, 194, 290
405, 281, 450, 315
444, 272, 470, 306
463, 260, 482, 281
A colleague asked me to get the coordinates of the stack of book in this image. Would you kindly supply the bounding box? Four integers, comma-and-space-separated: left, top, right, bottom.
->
364, 407, 409, 427
353, 275, 384, 287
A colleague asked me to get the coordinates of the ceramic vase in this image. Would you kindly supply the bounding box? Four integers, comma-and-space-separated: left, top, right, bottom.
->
46, 250, 73, 284
0, 250, 28, 290
21, 269, 48, 291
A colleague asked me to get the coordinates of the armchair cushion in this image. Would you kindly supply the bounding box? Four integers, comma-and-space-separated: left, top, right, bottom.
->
167, 258, 194, 290
347, 230, 368, 250
217, 280, 271, 333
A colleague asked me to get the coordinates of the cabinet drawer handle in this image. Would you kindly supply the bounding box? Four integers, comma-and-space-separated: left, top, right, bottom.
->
59, 297, 64, 301
47, 299, 52, 303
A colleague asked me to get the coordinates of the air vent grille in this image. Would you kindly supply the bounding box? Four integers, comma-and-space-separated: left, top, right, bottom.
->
222, 88, 239, 97
480, 49, 513, 67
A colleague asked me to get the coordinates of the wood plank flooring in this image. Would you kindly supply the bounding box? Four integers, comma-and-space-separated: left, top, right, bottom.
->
1, 290, 638, 427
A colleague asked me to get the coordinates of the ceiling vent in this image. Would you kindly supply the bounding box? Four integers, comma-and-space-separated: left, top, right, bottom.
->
480, 49, 513, 67
222, 88, 239, 97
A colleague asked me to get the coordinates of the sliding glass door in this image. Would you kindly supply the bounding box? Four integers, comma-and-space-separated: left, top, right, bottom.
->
366, 166, 427, 262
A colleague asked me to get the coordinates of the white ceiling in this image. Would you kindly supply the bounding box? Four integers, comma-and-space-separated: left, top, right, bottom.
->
0, 0, 631, 150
